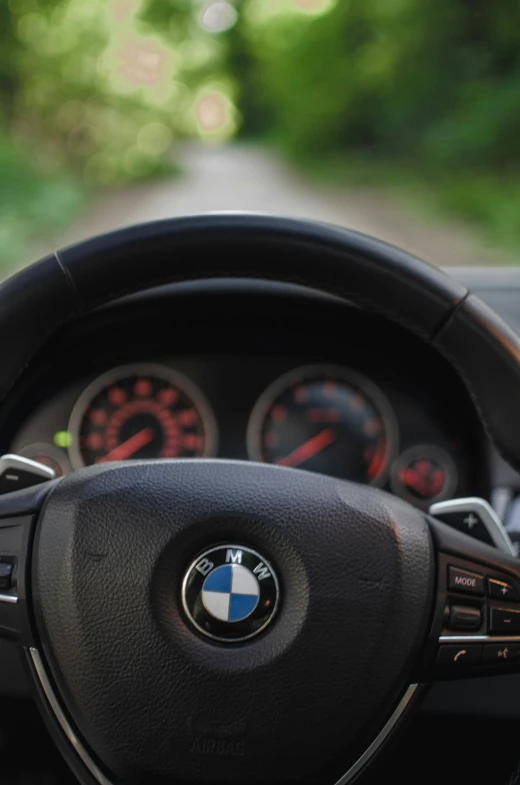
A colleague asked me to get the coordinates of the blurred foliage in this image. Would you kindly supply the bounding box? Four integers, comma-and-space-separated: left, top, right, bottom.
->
1, 0, 520, 267
236, 0, 520, 252
0, 133, 86, 271
4, 0, 217, 183
241, 0, 520, 167
0, 0, 235, 267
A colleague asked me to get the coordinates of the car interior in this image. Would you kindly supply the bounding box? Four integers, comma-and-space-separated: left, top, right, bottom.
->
3, 2, 520, 784
1, 214, 520, 785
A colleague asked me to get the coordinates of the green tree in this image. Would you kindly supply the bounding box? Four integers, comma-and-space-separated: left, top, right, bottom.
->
240, 0, 520, 170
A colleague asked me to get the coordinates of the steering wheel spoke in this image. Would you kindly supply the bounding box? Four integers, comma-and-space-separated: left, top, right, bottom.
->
424, 510, 520, 679
3, 215, 520, 784
0, 457, 57, 644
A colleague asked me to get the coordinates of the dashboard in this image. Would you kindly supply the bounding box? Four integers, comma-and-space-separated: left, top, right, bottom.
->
10, 357, 476, 509
3, 268, 520, 726
0, 279, 487, 513
4, 242, 520, 785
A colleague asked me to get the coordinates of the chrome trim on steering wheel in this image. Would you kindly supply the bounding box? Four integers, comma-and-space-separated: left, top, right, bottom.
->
333, 684, 418, 785
29, 648, 113, 785
0, 593, 18, 604
440, 634, 520, 644
29, 645, 418, 785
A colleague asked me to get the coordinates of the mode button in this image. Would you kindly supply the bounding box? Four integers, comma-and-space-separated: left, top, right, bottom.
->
448, 566, 485, 596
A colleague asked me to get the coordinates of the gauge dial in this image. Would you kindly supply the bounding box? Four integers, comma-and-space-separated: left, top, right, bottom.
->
68, 364, 217, 468
391, 445, 457, 506
247, 366, 398, 485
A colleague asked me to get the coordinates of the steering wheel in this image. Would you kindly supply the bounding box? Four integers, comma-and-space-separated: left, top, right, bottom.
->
2, 213, 520, 785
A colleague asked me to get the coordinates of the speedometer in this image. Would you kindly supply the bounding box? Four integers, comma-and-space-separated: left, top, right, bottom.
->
68, 364, 217, 468
247, 366, 398, 485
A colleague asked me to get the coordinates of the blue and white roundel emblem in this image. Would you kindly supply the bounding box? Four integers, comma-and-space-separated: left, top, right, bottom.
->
182, 545, 280, 642
202, 564, 260, 622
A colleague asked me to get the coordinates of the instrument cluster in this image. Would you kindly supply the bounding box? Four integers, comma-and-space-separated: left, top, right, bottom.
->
10, 359, 465, 509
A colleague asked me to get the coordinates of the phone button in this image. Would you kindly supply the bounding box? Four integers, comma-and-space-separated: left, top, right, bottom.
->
437, 645, 483, 666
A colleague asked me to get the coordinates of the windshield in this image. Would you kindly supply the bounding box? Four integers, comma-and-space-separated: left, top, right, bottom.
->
1, 0, 516, 276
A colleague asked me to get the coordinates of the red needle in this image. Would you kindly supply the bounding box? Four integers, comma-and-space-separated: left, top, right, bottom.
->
277, 428, 336, 468
97, 427, 154, 463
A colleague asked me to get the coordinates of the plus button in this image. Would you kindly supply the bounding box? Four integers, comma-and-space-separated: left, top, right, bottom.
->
463, 513, 478, 530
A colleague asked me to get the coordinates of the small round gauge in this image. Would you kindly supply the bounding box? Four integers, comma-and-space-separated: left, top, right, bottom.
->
18, 442, 70, 478
247, 366, 398, 485
68, 364, 217, 469
390, 445, 457, 506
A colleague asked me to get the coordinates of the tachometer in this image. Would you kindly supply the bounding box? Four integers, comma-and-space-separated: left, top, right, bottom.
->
247, 366, 398, 485
68, 364, 217, 468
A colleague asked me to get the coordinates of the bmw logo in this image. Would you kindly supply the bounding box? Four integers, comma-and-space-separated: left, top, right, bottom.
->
182, 545, 280, 642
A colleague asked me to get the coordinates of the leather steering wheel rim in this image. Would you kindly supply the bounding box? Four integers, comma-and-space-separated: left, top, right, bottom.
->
4, 212, 520, 470
3, 212, 520, 785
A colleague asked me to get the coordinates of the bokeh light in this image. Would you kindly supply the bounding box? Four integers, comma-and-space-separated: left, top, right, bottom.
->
245, 0, 336, 24
200, 2, 238, 33
117, 39, 166, 86
194, 87, 239, 140
293, 0, 337, 16
110, 0, 141, 23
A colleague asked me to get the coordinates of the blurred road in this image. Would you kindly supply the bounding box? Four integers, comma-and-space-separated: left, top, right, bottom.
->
31, 144, 516, 267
